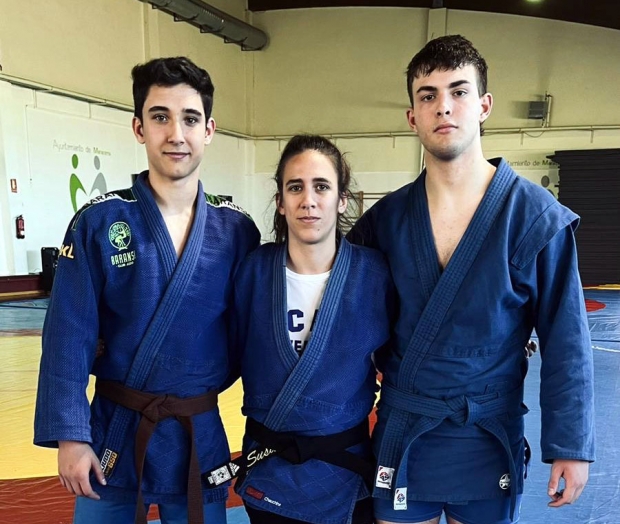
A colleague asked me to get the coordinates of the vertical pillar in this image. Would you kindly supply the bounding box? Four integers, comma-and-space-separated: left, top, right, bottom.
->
142, 3, 161, 61
427, 8, 447, 42
0, 81, 15, 275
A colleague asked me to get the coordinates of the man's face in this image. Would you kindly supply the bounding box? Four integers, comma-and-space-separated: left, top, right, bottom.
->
132, 83, 215, 182
406, 65, 492, 163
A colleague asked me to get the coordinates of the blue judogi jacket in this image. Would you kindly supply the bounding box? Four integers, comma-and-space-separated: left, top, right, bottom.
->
34, 172, 260, 504
348, 158, 595, 514
233, 240, 394, 524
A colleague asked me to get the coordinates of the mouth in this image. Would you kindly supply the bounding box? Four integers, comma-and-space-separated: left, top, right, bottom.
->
163, 152, 190, 160
434, 124, 457, 133
299, 216, 320, 224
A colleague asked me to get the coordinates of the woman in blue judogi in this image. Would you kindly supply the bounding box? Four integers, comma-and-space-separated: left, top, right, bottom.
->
229, 135, 394, 524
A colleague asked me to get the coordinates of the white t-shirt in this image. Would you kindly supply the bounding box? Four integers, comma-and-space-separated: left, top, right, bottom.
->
286, 267, 331, 356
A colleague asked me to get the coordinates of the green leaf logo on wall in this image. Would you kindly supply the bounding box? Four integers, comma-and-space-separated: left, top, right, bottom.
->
69, 154, 108, 212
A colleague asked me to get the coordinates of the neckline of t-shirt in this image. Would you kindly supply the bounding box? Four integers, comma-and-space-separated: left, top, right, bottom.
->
285, 267, 332, 281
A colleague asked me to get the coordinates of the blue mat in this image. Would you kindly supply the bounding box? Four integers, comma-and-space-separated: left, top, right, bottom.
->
149, 506, 249, 524
585, 289, 620, 343
0, 298, 48, 331
0, 298, 49, 309
226, 506, 250, 524
521, 340, 620, 522
0, 309, 47, 331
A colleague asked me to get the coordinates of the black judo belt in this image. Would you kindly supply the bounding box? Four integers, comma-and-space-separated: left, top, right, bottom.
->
203, 417, 375, 489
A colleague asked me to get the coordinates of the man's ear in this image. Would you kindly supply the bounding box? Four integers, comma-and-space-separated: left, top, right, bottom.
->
205, 117, 216, 145
132, 116, 145, 144
479, 92, 493, 124
406, 108, 417, 133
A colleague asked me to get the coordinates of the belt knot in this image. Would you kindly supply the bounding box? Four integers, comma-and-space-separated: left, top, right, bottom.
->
142, 394, 173, 423
445, 396, 484, 426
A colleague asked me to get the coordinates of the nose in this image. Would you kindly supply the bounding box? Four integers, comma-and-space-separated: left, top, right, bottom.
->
435, 93, 452, 117
301, 190, 317, 209
168, 119, 185, 144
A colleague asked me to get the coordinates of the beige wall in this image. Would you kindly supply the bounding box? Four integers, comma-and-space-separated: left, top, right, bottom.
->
2, 3, 619, 135
251, 7, 428, 136
0, 0, 143, 105
156, 13, 251, 133
249, 7, 620, 136
1, 3, 620, 270
207, 0, 247, 20
0, 0, 251, 132
450, 10, 620, 128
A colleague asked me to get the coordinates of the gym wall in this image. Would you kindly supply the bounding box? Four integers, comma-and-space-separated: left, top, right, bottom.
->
0, 1, 619, 275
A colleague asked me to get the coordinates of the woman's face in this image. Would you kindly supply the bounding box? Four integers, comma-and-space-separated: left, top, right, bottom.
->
277, 150, 347, 249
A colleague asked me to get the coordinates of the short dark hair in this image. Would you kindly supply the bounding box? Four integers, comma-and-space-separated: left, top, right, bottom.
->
272, 135, 354, 244
406, 34, 488, 107
131, 57, 214, 122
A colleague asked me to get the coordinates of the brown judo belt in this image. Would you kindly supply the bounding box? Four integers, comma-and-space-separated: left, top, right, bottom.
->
96, 380, 218, 524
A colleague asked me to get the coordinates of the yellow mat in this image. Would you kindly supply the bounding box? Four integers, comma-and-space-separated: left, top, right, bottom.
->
0, 335, 245, 480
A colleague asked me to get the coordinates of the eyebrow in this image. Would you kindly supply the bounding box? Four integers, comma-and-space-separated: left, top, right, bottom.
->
147, 106, 203, 117
285, 177, 332, 186
415, 79, 471, 94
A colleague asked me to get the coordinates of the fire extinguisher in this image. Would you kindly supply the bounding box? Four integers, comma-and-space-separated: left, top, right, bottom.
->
15, 215, 25, 239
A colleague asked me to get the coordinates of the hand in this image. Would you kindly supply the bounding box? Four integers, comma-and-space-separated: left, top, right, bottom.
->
58, 441, 106, 500
547, 459, 589, 507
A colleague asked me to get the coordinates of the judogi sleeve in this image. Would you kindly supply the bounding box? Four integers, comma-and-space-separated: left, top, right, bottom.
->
34, 217, 102, 447
221, 220, 260, 392
372, 262, 397, 374
530, 224, 595, 463
346, 205, 380, 249
222, 256, 253, 392
347, 207, 397, 372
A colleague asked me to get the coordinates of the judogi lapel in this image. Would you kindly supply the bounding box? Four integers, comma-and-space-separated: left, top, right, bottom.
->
266, 240, 352, 431
100, 173, 209, 476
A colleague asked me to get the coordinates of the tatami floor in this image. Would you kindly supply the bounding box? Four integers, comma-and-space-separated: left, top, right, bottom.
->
1, 289, 618, 524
